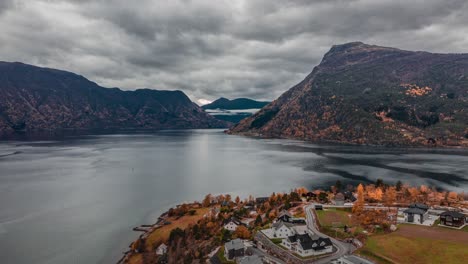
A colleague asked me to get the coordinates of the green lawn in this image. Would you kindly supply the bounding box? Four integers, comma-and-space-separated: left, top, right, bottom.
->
270, 238, 283, 244
315, 208, 355, 239
358, 224, 468, 264
315, 208, 352, 227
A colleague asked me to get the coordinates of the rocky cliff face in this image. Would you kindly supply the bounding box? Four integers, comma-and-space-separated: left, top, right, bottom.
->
0, 62, 227, 135
229, 42, 468, 147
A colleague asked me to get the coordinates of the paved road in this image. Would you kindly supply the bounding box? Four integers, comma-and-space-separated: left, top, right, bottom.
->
304, 204, 355, 264
249, 246, 286, 264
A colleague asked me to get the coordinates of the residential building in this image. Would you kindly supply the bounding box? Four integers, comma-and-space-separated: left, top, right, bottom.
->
155, 243, 167, 255
224, 217, 244, 231
255, 197, 269, 204
282, 233, 333, 257
277, 210, 293, 222
343, 191, 357, 202
334, 193, 345, 206
403, 203, 429, 224
439, 211, 466, 228
276, 210, 306, 225
224, 239, 245, 260
271, 221, 296, 238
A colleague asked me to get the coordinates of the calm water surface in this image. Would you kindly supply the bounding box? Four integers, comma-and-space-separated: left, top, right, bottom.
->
0, 129, 467, 264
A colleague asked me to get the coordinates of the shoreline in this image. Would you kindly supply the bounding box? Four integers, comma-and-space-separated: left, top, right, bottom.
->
226, 131, 468, 149
118, 184, 467, 264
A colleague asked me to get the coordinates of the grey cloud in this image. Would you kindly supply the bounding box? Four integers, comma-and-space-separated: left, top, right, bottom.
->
0, 0, 468, 103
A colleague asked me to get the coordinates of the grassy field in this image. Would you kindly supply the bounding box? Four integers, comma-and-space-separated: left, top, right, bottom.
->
358, 224, 468, 264
144, 207, 210, 251
315, 208, 352, 227
315, 208, 355, 239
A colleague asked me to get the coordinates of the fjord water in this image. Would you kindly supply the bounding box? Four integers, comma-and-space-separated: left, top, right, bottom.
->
0, 130, 467, 264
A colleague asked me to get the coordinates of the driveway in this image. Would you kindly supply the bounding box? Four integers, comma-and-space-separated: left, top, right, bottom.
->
304, 204, 355, 264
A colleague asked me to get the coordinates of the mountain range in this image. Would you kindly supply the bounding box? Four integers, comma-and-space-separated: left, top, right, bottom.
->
229, 42, 468, 147
202, 97, 270, 123
0, 62, 227, 136
202, 97, 269, 110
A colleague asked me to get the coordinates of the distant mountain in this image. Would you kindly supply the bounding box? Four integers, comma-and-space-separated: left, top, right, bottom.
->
0, 62, 227, 136
202, 97, 269, 110
202, 97, 269, 123
229, 42, 468, 147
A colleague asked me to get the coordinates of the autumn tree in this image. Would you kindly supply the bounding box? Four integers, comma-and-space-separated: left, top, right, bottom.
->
202, 194, 212, 207
384, 187, 397, 207
296, 187, 308, 195
235, 225, 251, 239
235, 196, 241, 205
368, 187, 383, 202
447, 192, 459, 205
269, 192, 277, 205
290, 191, 301, 202
353, 184, 365, 215
407, 187, 420, 202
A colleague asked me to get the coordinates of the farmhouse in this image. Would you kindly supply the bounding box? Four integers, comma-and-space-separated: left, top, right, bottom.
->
439, 211, 466, 228
271, 221, 296, 238
282, 233, 333, 257
223, 217, 244, 231
224, 239, 245, 260
403, 203, 429, 224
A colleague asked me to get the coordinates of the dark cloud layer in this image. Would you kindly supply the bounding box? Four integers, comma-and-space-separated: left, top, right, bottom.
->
1, 0, 468, 103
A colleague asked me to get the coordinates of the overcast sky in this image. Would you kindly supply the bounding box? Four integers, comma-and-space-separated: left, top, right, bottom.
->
1, 0, 468, 104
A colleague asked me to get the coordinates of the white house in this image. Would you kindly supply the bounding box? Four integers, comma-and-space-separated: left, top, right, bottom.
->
271, 221, 296, 238
223, 217, 244, 231
282, 234, 333, 257
155, 243, 167, 255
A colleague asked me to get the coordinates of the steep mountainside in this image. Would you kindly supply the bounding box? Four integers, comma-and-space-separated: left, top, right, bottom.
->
202, 97, 269, 110
0, 62, 227, 135
229, 42, 468, 147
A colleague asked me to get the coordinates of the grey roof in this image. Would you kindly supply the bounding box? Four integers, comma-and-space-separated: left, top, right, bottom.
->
403, 207, 426, 215
239, 255, 263, 264
272, 220, 294, 229
287, 234, 332, 251
278, 210, 293, 218
409, 203, 429, 210
224, 217, 243, 226
440, 211, 465, 218
225, 239, 244, 251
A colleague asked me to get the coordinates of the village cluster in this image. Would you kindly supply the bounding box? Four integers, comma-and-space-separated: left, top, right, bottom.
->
125, 181, 467, 264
